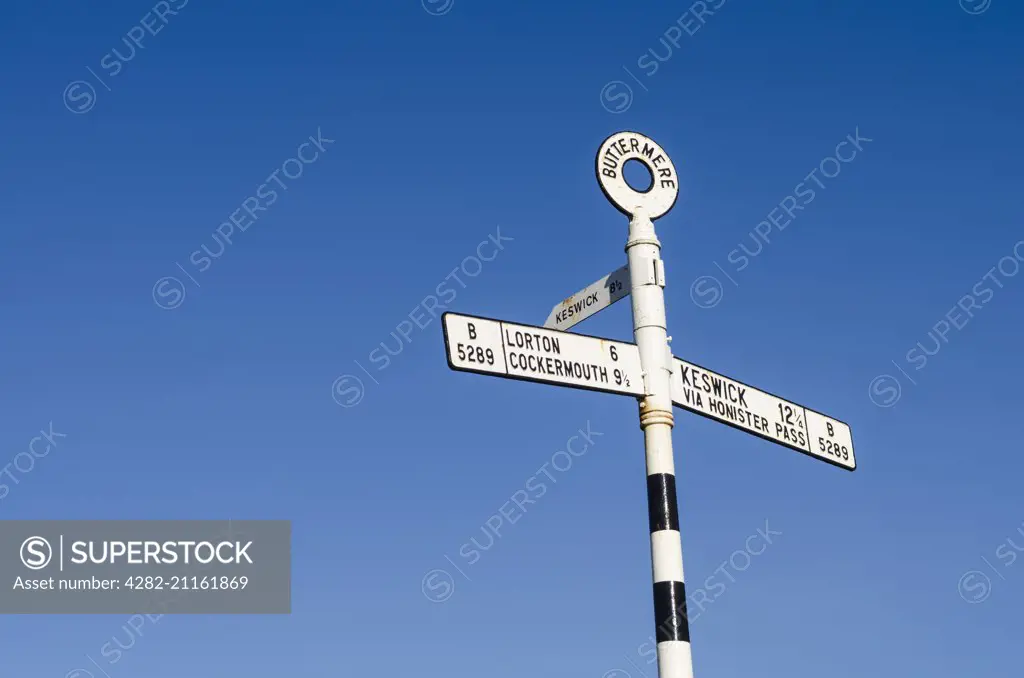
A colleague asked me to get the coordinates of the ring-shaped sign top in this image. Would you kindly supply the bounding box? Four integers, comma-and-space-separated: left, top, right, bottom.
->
596, 131, 678, 220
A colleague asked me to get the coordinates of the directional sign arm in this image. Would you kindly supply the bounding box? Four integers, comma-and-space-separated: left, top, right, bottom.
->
670, 357, 856, 471
444, 312, 644, 398
544, 265, 630, 332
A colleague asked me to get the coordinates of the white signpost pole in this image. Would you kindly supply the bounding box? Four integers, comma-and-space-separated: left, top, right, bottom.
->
597, 131, 692, 678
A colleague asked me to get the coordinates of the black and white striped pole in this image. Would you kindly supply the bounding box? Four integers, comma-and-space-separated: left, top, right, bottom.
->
597, 132, 692, 678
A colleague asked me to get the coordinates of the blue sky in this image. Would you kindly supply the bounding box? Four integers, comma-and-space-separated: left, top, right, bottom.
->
1, 0, 1023, 675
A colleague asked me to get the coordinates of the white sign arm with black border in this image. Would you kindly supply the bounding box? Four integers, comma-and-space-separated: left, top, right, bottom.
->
670, 357, 856, 471
443, 312, 645, 398
544, 265, 631, 332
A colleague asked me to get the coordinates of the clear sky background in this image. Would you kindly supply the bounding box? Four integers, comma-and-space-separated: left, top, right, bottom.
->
2, 0, 1023, 676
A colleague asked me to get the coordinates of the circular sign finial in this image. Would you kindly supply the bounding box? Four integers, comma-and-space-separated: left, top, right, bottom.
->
596, 131, 678, 220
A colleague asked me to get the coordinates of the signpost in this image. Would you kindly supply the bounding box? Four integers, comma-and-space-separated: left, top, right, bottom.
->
439, 130, 857, 678
544, 265, 630, 332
